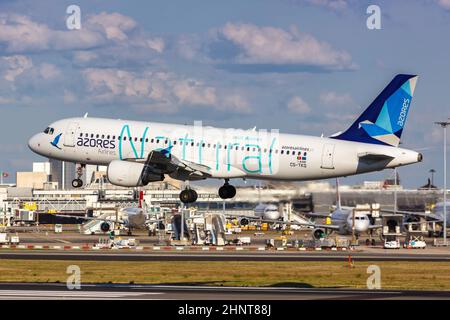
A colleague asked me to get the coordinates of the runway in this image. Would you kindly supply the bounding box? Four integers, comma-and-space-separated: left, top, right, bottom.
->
1, 250, 450, 262
0, 283, 448, 300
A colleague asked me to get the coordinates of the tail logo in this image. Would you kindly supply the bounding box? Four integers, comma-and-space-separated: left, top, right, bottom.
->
358, 77, 416, 147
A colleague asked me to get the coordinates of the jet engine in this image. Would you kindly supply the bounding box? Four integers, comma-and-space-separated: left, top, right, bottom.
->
312, 228, 326, 240
107, 160, 163, 187
238, 217, 249, 226
100, 222, 111, 232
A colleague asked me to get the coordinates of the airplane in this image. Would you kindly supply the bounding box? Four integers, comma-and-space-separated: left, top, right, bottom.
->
56, 206, 162, 235
28, 74, 422, 204
240, 179, 382, 243
382, 201, 450, 235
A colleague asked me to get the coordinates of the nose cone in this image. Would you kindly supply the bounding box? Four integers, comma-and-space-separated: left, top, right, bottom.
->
354, 222, 367, 233
28, 134, 41, 153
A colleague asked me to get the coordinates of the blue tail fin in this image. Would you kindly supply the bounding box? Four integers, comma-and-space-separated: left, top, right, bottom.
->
331, 74, 418, 147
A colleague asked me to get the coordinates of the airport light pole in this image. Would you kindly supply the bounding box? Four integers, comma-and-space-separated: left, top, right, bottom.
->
435, 119, 450, 245
430, 169, 436, 188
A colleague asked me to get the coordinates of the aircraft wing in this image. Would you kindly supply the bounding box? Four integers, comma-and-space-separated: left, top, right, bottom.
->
53, 214, 124, 225
225, 215, 340, 231
303, 212, 331, 218
381, 209, 442, 221
53, 214, 163, 225
131, 149, 212, 179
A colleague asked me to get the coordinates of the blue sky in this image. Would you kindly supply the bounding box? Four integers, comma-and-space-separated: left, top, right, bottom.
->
0, 0, 449, 187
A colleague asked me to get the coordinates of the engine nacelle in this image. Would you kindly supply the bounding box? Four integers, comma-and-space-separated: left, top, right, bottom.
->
312, 228, 326, 240
107, 160, 163, 187
239, 217, 249, 226
100, 222, 111, 232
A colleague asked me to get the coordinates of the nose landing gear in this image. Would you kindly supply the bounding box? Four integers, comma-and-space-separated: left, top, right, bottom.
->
71, 164, 86, 188
218, 180, 236, 199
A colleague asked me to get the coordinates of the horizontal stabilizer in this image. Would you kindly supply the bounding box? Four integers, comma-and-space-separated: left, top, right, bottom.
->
357, 152, 394, 162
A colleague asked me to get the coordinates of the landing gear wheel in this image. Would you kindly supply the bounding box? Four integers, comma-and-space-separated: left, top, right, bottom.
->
218, 183, 236, 199
71, 178, 83, 188
371, 239, 376, 246
179, 189, 198, 204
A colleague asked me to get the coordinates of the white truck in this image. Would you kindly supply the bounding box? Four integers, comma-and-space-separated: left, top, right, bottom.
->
0, 233, 20, 245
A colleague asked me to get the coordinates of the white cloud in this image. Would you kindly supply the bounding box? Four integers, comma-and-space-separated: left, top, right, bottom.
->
1, 55, 33, 82
223, 94, 252, 113
436, 0, 450, 10
287, 96, 311, 114
74, 51, 98, 63
219, 23, 354, 69
303, 0, 348, 10
319, 91, 354, 106
146, 37, 165, 53
63, 90, 76, 104
82, 68, 250, 114
0, 12, 163, 55
0, 96, 14, 105
39, 63, 60, 80
85, 12, 137, 41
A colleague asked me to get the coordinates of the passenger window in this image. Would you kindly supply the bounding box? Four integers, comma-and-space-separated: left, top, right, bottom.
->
101, 135, 105, 139
124, 137, 127, 141
134, 137, 137, 142
85, 133, 88, 137
156, 139, 160, 143
165, 140, 168, 144
107, 135, 110, 139
49, 128, 54, 134
151, 139, 154, 143
79, 133, 83, 137
191, 142, 194, 146
44, 127, 49, 134
173, 140, 177, 145
281, 150, 284, 155
286, 151, 290, 155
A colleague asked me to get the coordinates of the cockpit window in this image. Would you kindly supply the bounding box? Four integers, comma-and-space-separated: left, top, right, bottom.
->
43, 127, 55, 135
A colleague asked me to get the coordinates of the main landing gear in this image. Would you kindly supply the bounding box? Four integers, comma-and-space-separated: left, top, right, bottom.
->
179, 188, 198, 204
72, 164, 85, 188
178, 179, 237, 204
218, 180, 236, 200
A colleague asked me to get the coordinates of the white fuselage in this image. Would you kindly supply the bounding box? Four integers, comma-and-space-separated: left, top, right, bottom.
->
28, 117, 421, 183
330, 208, 371, 235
